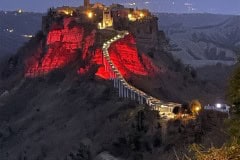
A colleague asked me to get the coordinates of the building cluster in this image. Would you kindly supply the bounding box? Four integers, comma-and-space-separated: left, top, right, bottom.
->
51, 0, 153, 30
204, 104, 230, 115
42, 0, 160, 52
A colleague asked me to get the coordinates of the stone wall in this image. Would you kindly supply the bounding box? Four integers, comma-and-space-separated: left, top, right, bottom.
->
128, 17, 159, 52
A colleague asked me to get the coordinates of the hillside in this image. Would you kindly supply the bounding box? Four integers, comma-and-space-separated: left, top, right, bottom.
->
0, 12, 232, 160
0, 67, 228, 160
156, 13, 240, 67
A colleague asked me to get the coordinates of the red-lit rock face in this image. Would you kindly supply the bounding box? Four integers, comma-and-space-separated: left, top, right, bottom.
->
108, 35, 148, 78
141, 53, 161, 76
25, 18, 87, 77
25, 18, 160, 79
99, 34, 160, 79
91, 49, 110, 79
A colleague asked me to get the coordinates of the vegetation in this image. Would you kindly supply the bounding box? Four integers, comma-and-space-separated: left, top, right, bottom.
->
67, 143, 91, 160
188, 139, 240, 160
226, 117, 240, 143
228, 64, 240, 114
188, 63, 240, 160
190, 100, 202, 116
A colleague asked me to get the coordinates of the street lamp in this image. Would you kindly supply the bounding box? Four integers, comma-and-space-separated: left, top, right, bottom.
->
87, 11, 93, 18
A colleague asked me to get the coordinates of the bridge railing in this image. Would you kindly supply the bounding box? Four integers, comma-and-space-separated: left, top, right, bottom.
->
102, 31, 181, 119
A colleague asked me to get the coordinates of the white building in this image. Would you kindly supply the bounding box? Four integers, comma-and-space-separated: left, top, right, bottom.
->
204, 104, 230, 115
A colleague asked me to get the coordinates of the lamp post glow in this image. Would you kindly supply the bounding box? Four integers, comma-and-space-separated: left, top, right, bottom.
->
18, 9, 23, 14
216, 103, 222, 108
87, 11, 93, 18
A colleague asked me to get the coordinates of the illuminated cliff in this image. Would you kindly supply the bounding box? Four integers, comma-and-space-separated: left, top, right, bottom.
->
25, 17, 160, 80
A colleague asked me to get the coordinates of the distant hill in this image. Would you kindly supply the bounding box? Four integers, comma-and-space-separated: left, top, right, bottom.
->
1, 11, 240, 67
156, 13, 240, 67
0, 11, 42, 58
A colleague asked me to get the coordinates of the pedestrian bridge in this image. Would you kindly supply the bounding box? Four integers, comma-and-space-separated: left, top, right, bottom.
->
102, 31, 181, 119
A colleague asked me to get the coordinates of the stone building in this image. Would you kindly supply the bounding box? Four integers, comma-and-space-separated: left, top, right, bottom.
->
41, 1, 161, 50
84, 0, 90, 8
128, 17, 160, 51
102, 8, 113, 29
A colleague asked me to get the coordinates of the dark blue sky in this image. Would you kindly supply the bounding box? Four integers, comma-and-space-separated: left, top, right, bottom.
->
0, 0, 240, 15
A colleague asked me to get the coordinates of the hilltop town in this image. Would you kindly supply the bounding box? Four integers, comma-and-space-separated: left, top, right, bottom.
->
42, 0, 162, 52
0, 1, 236, 160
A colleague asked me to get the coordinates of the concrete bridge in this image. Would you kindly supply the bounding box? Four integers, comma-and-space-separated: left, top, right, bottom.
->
102, 31, 181, 119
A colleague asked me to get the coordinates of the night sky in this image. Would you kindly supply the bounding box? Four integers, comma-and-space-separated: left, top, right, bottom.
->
0, 0, 240, 15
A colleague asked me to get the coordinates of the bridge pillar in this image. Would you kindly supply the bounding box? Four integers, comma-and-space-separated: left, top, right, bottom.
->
123, 87, 125, 98
121, 83, 124, 98
130, 90, 133, 100
116, 78, 118, 88
114, 78, 117, 88
125, 87, 128, 98
140, 96, 144, 104
118, 81, 121, 97
120, 81, 123, 98
124, 87, 127, 98
137, 94, 140, 103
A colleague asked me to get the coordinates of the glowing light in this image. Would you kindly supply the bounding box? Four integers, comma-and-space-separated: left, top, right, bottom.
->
22, 34, 33, 38
128, 13, 132, 19
128, 2, 136, 6
98, 22, 102, 29
64, 11, 69, 15
18, 9, 23, 13
216, 103, 222, 108
6, 29, 14, 33
61, 9, 73, 16
195, 106, 200, 111
140, 13, 144, 18
87, 11, 93, 18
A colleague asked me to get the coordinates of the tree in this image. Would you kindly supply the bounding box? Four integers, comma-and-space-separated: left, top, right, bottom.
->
228, 64, 240, 114
190, 100, 202, 115
188, 139, 240, 160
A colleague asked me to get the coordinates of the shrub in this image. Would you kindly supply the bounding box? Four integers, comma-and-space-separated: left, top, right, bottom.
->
227, 64, 240, 114
188, 139, 240, 160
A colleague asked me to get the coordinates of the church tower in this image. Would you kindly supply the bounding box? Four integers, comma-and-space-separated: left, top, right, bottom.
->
84, 0, 90, 8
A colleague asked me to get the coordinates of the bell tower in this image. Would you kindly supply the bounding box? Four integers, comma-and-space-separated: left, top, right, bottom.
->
84, 0, 90, 8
